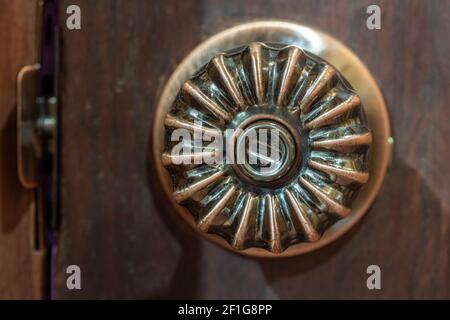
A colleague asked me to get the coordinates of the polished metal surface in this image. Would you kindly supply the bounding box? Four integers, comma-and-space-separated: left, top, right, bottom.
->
152, 21, 392, 257
17, 64, 41, 189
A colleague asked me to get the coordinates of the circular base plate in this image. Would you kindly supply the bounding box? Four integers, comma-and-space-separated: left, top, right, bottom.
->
151, 20, 392, 258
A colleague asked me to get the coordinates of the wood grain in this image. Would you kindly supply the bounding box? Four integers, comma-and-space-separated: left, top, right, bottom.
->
0, 0, 43, 299
56, 0, 450, 299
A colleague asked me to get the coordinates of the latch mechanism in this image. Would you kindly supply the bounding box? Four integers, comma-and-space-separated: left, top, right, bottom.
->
17, 64, 41, 190
16, 62, 59, 245
16, 1, 60, 286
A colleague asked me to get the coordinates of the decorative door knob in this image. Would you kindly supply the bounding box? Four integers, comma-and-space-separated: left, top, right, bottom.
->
152, 21, 391, 257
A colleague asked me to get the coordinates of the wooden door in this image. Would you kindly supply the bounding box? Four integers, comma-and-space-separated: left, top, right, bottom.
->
0, 0, 44, 299
54, 0, 450, 299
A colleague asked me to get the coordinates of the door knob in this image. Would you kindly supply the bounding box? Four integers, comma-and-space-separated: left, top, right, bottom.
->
152, 21, 391, 257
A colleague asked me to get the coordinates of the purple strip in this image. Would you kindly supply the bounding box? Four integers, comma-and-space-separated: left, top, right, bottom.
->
40, 0, 58, 300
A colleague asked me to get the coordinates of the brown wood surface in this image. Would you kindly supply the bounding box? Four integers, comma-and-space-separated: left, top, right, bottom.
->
56, 0, 450, 299
0, 0, 43, 299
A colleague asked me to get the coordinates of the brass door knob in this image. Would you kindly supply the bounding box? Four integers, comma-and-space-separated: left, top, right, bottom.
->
152, 21, 391, 257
